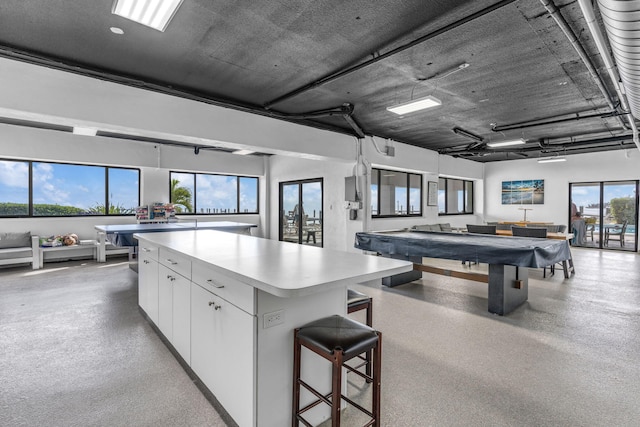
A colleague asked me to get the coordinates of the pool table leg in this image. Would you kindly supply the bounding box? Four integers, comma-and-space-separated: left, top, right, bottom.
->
488, 265, 529, 315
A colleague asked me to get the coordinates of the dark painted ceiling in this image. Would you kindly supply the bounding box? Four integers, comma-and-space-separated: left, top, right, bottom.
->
1, 0, 638, 161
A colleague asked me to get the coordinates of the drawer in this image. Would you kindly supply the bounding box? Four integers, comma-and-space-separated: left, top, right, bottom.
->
192, 261, 255, 314
138, 243, 159, 261
159, 247, 192, 279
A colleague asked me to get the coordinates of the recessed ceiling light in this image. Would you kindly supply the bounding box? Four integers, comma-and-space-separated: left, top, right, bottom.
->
486, 138, 526, 148
386, 95, 442, 115
232, 149, 255, 155
112, 0, 183, 32
110, 27, 124, 34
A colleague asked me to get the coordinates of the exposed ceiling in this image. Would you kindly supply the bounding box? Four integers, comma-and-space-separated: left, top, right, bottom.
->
1, 0, 639, 162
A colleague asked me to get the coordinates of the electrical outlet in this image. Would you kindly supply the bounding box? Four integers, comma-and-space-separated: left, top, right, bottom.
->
263, 309, 284, 328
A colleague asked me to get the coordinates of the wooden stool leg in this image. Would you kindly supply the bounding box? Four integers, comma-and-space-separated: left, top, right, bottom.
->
372, 332, 382, 426
332, 351, 344, 426
292, 329, 301, 427
365, 301, 372, 378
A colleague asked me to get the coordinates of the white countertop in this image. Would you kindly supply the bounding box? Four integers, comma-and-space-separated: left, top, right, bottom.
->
95, 221, 256, 233
135, 230, 413, 298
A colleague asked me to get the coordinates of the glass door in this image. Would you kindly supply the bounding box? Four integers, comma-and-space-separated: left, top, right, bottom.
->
570, 181, 638, 251
279, 179, 323, 247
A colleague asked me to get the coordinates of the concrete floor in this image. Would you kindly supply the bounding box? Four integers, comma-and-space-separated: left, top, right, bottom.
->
1, 248, 640, 426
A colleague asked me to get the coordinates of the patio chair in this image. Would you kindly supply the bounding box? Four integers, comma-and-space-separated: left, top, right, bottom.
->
604, 221, 628, 247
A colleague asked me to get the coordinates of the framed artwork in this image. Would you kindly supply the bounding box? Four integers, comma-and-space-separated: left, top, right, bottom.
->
427, 181, 438, 206
501, 179, 544, 205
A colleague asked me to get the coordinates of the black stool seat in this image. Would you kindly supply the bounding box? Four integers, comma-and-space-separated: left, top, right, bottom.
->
347, 289, 371, 306
297, 315, 378, 359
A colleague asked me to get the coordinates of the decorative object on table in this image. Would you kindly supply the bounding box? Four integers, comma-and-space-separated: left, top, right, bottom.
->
501, 179, 544, 204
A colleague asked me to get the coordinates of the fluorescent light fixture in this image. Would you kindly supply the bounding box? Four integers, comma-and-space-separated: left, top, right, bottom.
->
486, 138, 526, 148
232, 149, 255, 156
112, 0, 183, 32
386, 95, 442, 115
73, 127, 97, 136
538, 157, 566, 163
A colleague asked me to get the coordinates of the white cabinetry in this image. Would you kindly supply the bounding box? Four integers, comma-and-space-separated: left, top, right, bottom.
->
190, 278, 255, 427
158, 248, 192, 364
138, 244, 159, 324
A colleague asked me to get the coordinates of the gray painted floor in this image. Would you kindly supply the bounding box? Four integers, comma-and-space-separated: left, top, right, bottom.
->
2, 248, 640, 426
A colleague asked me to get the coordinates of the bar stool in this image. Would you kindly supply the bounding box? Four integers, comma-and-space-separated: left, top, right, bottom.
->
292, 315, 382, 427
347, 288, 373, 377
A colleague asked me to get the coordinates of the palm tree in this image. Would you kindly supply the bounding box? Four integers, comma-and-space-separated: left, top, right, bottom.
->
170, 179, 193, 213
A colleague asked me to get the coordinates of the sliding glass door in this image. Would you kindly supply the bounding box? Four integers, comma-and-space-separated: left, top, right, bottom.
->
570, 181, 638, 251
279, 179, 323, 247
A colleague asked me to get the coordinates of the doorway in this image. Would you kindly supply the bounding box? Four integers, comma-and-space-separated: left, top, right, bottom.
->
279, 179, 323, 247
570, 181, 638, 252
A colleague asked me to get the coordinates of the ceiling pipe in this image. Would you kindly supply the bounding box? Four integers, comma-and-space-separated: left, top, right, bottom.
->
440, 133, 637, 156
0, 47, 364, 138
491, 110, 622, 131
587, 0, 640, 151
264, 0, 518, 109
540, 0, 630, 132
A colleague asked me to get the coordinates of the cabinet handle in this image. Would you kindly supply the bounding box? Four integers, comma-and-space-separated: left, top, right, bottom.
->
166, 259, 178, 265
143, 260, 149, 264
208, 301, 216, 306
206, 279, 225, 289
214, 304, 222, 311
167, 275, 176, 281
142, 247, 152, 252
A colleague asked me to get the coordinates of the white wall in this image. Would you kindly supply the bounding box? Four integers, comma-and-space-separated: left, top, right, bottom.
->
484, 150, 640, 229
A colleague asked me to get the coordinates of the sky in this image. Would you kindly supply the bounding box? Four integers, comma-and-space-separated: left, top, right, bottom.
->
571, 183, 636, 207
172, 172, 258, 213
0, 160, 139, 211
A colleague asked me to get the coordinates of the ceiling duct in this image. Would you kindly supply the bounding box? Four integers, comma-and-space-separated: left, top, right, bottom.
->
598, 0, 640, 120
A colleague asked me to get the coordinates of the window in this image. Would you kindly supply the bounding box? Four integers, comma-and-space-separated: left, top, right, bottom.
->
0, 159, 139, 217
0, 159, 29, 216
170, 171, 258, 214
438, 177, 473, 215
371, 168, 422, 217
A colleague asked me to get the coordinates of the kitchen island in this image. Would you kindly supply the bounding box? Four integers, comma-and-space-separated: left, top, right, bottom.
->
134, 230, 412, 427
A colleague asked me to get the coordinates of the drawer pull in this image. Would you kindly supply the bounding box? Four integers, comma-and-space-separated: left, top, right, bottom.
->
142, 247, 152, 252
206, 279, 225, 289
208, 301, 222, 310
143, 260, 149, 264
208, 301, 215, 306
166, 259, 178, 265
167, 275, 176, 281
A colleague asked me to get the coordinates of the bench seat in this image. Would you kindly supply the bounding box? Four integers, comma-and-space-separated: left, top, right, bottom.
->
0, 233, 40, 270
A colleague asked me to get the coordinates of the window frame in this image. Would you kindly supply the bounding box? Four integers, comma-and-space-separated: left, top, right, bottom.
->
169, 170, 259, 215
438, 177, 474, 215
0, 158, 140, 218
371, 168, 423, 218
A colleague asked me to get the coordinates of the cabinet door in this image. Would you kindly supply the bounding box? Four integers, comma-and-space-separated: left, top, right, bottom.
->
213, 294, 255, 427
172, 274, 191, 364
158, 264, 174, 341
139, 253, 159, 324
190, 282, 256, 427
190, 282, 220, 392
